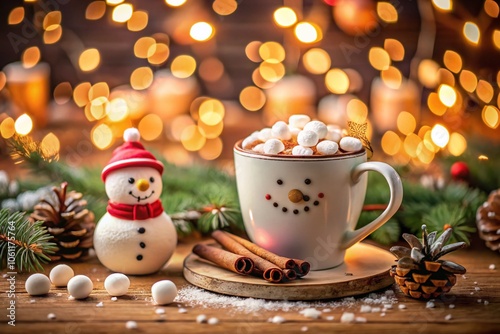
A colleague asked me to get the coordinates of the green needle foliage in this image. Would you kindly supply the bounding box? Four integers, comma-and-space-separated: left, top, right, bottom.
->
0, 209, 57, 272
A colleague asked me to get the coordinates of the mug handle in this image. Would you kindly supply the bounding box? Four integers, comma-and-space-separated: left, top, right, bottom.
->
340, 161, 403, 250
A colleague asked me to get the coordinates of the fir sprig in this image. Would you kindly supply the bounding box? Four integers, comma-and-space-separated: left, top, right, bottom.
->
0, 209, 57, 272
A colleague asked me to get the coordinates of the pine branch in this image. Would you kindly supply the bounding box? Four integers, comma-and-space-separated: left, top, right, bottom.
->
0, 209, 57, 272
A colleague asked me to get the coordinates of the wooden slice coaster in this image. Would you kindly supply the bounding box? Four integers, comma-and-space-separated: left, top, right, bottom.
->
183, 242, 395, 300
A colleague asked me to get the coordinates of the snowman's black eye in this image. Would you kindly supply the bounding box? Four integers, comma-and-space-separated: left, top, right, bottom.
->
149, 177, 155, 183
277, 179, 283, 185
128, 178, 135, 184
304, 178, 311, 185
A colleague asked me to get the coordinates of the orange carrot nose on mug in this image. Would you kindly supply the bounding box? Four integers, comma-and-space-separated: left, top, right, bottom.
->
234, 141, 403, 270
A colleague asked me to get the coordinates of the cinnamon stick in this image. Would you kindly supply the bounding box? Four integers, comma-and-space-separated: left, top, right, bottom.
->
222, 231, 311, 278
223, 231, 296, 269
192, 244, 254, 275
211, 230, 284, 283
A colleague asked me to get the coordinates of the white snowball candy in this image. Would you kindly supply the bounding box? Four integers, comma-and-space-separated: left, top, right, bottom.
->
288, 114, 311, 129
263, 139, 285, 155
151, 280, 177, 305
258, 128, 273, 142
292, 146, 314, 156
49, 264, 74, 287
25, 273, 51, 296
271, 121, 292, 140
340, 136, 363, 152
303, 121, 328, 139
316, 140, 339, 155
67, 275, 93, 299
104, 273, 130, 297
325, 126, 342, 142
252, 143, 265, 153
297, 130, 319, 147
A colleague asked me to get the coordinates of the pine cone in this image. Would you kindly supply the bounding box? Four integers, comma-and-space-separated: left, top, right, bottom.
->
476, 189, 500, 252
30, 182, 95, 261
390, 225, 466, 300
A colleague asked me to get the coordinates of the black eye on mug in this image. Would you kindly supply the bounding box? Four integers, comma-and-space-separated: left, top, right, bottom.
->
304, 178, 311, 185
277, 179, 283, 185
149, 177, 155, 183
128, 178, 135, 184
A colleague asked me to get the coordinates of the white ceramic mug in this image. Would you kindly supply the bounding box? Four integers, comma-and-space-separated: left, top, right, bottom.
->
234, 141, 403, 270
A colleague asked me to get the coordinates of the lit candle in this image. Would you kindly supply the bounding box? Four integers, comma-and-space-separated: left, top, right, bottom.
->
3, 62, 50, 127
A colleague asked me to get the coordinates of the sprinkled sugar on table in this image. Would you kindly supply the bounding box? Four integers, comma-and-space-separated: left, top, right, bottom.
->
1, 239, 499, 334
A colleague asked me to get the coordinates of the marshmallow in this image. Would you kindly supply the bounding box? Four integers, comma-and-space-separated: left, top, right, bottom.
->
252, 143, 265, 153
242, 132, 259, 149
297, 130, 319, 147
340, 136, 363, 152
264, 139, 285, 154
325, 125, 343, 142
292, 146, 314, 156
316, 140, 339, 155
271, 121, 292, 140
288, 114, 311, 129
258, 128, 273, 142
289, 127, 301, 138
303, 121, 328, 139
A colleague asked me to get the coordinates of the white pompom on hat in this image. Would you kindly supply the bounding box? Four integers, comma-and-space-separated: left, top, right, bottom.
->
101, 128, 164, 181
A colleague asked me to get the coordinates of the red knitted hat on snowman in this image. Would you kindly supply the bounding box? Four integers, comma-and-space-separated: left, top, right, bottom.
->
101, 128, 164, 181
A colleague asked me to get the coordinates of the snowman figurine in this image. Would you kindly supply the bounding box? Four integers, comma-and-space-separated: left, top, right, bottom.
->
94, 128, 177, 275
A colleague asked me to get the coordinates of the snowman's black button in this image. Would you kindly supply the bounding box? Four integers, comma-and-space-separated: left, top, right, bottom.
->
138, 227, 146, 234
139, 242, 146, 248
313, 201, 319, 206
136, 255, 143, 261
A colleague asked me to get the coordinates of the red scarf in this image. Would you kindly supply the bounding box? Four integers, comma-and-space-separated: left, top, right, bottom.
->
107, 200, 164, 220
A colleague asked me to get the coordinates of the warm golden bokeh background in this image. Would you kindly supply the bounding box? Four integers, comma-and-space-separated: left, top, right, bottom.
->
0, 0, 499, 170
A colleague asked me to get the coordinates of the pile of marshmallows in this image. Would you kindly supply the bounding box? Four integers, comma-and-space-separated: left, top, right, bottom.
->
25, 264, 177, 305
242, 114, 364, 156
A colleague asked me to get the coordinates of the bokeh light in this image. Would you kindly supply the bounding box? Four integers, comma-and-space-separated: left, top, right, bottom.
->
171, 55, 196, 78
484, 0, 499, 18
432, 0, 452, 11
325, 68, 349, 94
165, 0, 186, 7
22, 47, 41, 69
138, 114, 163, 141
14, 114, 33, 136
41, 132, 60, 158
0, 117, 15, 139
397, 111, 416, 135
147, 43, 170, 65
368, 47, 391, 71
384, 39, 404, 61
198, 137, 223, 160
259, 42, 285, 64
476, 80, 494, 103
302, 48, 331, 75
346, 98, 368, 123
86, 1, 106, 20
199, 99, 225, 126
482, 105, 500, 129
134, 37, 156, 59
92, 123, 114, 150
259, 61, 285, 83
459, 70, 478, 93
437, 84, 457, 107
199, 57, 224, 82
190, 22, 214, 41
448, 132, 467, 156
127, 11, 148, 31
239, 86, 266, 111
381, 131, 401, 156
463, 22, 480, 45
213, 0, 237, 16
443, 50, 462, 73
431, 124, 450, 148
418, 59, 440, 88
54, 82, 73, 105
130, 67, 154, 90
294, 22, 322, 43
273, 7, 297, 27
181, 125, 206, 151
79, 48, 100, 72
427, 92, 447, 116
493, 30, 500, 50
381, 66, 402, 89
377, 2, 398, 23
245, 41, 262, 63
8, 7, 25, 25
112, 3, 133, 23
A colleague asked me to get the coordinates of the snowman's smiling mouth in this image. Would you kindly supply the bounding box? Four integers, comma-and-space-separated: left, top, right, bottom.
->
129, 191, 155, 202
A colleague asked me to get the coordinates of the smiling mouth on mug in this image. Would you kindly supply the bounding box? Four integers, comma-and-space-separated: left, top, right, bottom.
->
264, 178, 324, 214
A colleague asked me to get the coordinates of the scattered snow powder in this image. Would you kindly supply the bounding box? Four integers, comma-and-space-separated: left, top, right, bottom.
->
475, 287, 481, 291
155, 308, 165, 315
398, 304, 406, 310
426, 301, 435, 309
449, 304, 455, 309
47, 313, 56, 320
326, 316, 335, 321
96, 302, 104, 308
207, 317, 219, 325
355, 316, 367, 323
489, 264, 496, 270
484, 300, 489, 305
174, 286, 398, 314
111, 297, 118, 302
360, 305, 371, 313
445, 314, 453, 321
301, 326, 308, 332
178, 308, 188, 314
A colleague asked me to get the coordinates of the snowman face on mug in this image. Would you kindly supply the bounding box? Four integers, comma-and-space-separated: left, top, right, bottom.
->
264, 176, 325, 215
105, 167, 162, 205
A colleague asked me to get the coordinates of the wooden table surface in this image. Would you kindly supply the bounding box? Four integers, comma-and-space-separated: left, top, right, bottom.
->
1, 238, 499, 334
